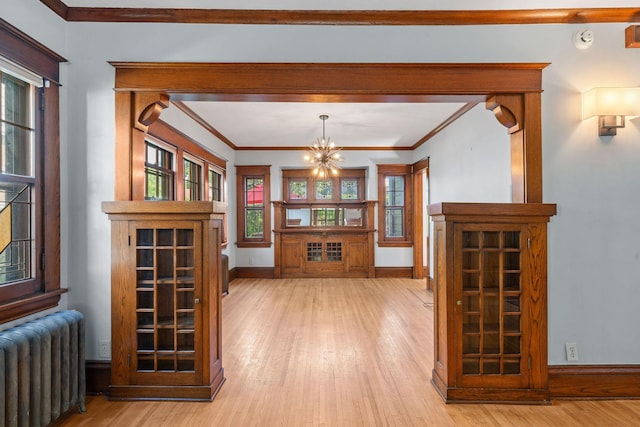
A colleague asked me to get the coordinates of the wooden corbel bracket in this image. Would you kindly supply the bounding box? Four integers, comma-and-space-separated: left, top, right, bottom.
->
486, 94, 524, 134
134, 92, 170, 132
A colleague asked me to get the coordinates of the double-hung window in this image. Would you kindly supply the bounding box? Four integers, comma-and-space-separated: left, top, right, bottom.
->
236, 165, 271, 248
144, 140, 174, 200
0, 20, 65, 322
183, 156, 202, 201
1, 71, 36, 287
208, 167, 223, 202
377, 164, 412, 247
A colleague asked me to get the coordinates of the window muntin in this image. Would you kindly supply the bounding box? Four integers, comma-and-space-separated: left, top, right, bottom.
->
0, 71, 36, 287
183, 157, 202, 201
144, 141, 174, 200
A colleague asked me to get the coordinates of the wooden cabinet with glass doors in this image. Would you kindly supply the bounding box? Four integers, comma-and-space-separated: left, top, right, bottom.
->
273, 169, 376, 278
429, 202, 556, 404
102, 201, 225, 401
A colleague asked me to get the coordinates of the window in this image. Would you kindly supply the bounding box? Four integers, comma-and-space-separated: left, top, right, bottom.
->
315, 180, 333, 200
289, 179, 307, 200
377, 164, 412, 247
208, 167, 223, 202
0, 19, 66, 322
183, 157, 202, 201
282, 168, 365, 203
144, 141, 174, 200
236, 165, 271, 248
340, 178, 359, 200
1, 73, 35, 286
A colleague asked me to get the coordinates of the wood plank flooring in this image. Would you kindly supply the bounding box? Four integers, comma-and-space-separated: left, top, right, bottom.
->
60, 278, 640, 426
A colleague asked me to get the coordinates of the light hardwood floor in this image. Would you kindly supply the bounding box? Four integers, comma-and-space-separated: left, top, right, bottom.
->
61, 278, 640, 426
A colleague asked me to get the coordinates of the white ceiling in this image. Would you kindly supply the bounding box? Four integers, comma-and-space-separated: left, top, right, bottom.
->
181, 101, 468, 149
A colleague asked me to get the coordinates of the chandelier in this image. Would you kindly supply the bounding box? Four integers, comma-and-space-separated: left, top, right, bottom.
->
304, 114, 343, 177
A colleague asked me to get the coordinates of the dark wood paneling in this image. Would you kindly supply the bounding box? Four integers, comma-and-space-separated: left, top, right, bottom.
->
37, 4, 640, 25
549, 365, 640, 399
374, 267, 413, 278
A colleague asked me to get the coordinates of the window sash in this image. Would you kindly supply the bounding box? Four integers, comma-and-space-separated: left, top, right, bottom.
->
377, 165, 412, 246
0, 70, 36, 288
144, 141, 174, 200
183, 158, 202, 201
208, 168, 222, 202
236, 166, 271, 248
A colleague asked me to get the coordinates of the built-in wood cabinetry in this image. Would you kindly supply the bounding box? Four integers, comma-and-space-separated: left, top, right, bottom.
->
273, 169, 376, 278
102, 201, 225, 401
429, 202, 556, 404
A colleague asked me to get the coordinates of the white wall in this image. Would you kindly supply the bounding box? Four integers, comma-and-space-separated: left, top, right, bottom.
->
3, 1, 640, 365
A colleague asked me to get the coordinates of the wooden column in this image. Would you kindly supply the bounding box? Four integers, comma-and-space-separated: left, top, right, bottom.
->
486, 93, 543, 204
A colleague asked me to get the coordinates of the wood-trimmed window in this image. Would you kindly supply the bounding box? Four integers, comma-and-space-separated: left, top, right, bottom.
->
282, 168, 366, 203
144, 140, 174, 200
208, 166, 223, 202
146, 121, 226, 203
236, 165, 271, 248
183, 156, 202, 201
377, 164, 413, 247
144, 120, 228, 247
0, 18, 66, 322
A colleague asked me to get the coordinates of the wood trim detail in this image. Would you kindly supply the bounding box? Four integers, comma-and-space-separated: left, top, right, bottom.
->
0, 17, 67, 84
374, 267, 413, 279
112, 62, 546, 214
37, 4, 640, 26
625, 25, 640, 48
172, 100, 238, 150
412, 103, 478, 150
549, 365, 640, 399
134, 92, 170, 132
86, 360, 111, 395
234, 267, 275, 279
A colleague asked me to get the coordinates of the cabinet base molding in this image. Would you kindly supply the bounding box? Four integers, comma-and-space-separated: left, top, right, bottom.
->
109, 369, 225, 401
432, 370, 550, 404
549, 365, 640, 399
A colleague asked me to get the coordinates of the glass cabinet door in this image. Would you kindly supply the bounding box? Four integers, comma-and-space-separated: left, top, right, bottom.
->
459, 227, 525, 385
134, 222, 199, 379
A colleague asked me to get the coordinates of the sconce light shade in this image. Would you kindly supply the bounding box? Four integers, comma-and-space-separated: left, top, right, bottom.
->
582, 87, 640, 136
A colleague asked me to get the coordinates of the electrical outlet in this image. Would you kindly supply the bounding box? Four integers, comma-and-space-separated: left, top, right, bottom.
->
99, 340, 111, 358
565, 342, 578, 362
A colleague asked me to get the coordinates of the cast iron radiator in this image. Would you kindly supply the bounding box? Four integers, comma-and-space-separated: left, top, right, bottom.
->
0, 310, 86, 426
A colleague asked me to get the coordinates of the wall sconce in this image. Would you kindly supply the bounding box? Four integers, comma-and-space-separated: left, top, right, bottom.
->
582, 87, 640, 136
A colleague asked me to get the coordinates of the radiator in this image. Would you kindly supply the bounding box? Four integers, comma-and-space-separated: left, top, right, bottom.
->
0, 310, 86, 427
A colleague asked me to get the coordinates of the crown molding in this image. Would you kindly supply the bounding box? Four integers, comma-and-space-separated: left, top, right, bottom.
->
39, 2, 640, 25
